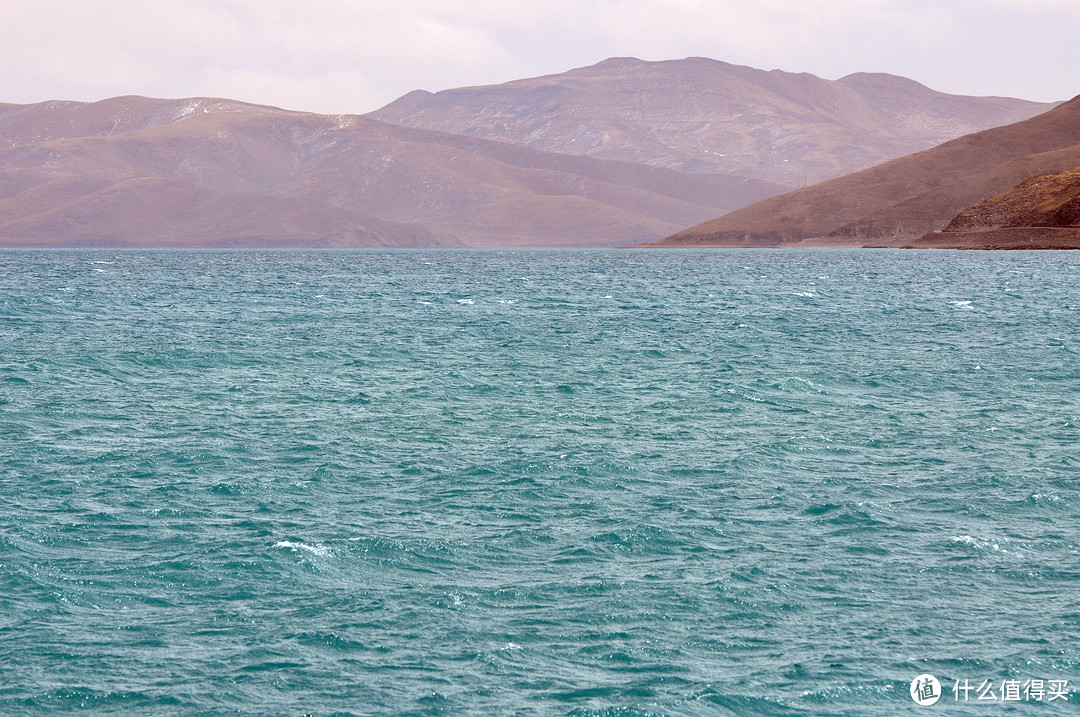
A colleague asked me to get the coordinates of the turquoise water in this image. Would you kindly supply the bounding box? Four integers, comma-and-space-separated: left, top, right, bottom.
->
1, 249, 1077, 715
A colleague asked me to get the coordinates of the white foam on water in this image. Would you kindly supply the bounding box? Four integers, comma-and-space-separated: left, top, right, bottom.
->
951, 535, 1015, 555
457, 299, 474, 305
274, 540, 327, 556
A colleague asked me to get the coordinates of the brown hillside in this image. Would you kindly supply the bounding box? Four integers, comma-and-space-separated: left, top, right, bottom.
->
941, 167, 1080, 230
905, 167, 1080, 249
652, 94, 1080, 247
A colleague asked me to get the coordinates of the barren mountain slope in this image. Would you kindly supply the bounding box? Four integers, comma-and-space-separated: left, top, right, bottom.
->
370, 57, 1056, 186
940, 166, 1080, 230
651, 95, 1080, 247
907, 167, 1080, 249
0, 96, 784, 247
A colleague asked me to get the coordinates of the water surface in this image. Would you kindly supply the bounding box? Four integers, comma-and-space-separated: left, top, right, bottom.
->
1, 249, 1077, 715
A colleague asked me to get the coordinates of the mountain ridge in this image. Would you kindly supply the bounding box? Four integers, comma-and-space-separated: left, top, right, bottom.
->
0, 94, 782, 247
370, 56, 1057, 186
0, 57, 1062, 248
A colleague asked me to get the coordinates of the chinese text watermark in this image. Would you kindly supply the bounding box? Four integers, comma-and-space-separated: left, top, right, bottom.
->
911, 675, 1070, 705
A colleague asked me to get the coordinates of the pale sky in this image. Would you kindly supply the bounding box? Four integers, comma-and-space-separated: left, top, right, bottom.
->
1, 0, 1077, 114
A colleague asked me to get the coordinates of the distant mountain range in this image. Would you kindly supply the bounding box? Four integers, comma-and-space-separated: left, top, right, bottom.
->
653, 94, 1080, 248
0, 96, 780, 247
372, 57, 1055, 187
0, 58, 1060, 248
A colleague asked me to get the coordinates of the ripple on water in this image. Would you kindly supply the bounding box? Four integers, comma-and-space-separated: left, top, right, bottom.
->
0, 249, 1077, 715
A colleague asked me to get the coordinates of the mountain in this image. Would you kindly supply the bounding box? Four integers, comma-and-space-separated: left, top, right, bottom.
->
910, 167, 1080, 249
651, 95, 1080, 247
0, 58, 1060, 249
0, 96, 782, 248
370, 57, 1056, 187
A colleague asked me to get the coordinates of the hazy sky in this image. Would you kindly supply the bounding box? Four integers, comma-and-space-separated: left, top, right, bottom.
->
1, 0, 1077, 114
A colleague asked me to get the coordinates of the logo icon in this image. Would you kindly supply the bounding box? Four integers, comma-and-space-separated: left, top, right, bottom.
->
911, 674, 942, 706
